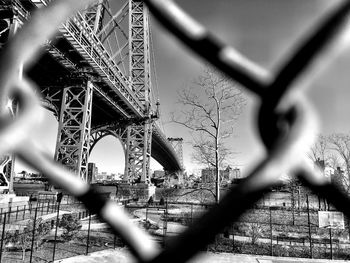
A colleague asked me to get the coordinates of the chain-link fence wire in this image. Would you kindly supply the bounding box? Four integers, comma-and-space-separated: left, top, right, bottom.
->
0, 197, 348, 262
2, 0, 350, 262
143, 200, 349, 260
141, 1, 350, 262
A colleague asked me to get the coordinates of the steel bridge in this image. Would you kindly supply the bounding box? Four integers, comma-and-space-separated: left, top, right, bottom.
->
0, 0, 183, 184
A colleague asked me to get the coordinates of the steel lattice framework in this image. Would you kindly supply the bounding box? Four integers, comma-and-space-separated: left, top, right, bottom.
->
55, 81, 93, 181
0, 0, 183, 184
89, 124, 128, 154
125, 0, 153, 184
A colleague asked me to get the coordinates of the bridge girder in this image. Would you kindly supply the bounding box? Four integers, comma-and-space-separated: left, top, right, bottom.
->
0, 0, 183, 183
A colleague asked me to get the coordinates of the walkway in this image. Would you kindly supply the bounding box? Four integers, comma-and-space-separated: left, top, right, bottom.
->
5, 210, 72, 231
54, 248, 350, 263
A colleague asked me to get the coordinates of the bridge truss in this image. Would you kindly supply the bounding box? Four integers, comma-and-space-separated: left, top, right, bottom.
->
0, 0, 183, 184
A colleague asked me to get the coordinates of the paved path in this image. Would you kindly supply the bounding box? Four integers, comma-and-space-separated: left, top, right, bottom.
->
55, 248, 350, 263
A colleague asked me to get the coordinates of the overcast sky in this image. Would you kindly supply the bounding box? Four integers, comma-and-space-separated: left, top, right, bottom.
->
16, 0, 350, 175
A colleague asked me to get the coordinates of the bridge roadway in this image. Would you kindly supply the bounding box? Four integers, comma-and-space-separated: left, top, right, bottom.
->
4, 0, 182, 172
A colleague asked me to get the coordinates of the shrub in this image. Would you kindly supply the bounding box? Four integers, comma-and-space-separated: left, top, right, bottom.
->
59, 214, 82, 241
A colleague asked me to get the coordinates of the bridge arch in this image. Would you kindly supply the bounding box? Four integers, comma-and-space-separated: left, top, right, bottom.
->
89, 127, 128, 155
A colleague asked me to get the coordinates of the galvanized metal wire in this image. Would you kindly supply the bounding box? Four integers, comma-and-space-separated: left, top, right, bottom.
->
2, 0, 350, 263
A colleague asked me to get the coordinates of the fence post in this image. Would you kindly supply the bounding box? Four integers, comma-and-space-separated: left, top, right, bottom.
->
52, 193, 62, 262
86, 212, 92, 255
0, 213, 7, 263
348, 219, 350, 246
163, 201, 168, 247
47, 201, 50, 214
29, 207, 38, 263
306, 194, 313, 258
231, 224, 235, 252
190, 204, 193, 225
16, 206, 19, 220
7, 199, 12, 223
23, 205, 26, 220
291, 187, 295, 225
318, 196, 321, 210
269, 207, 273, 256
329, 227, 333, 259
297, 186, 301, 213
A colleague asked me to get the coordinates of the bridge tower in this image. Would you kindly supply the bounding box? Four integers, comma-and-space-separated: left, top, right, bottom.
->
0, 1, 177, 190
53, 0, 106, 181
83, 0, 105, 34
0, 2, 26, 192
55, 79, 93, 181
54, 0, 154, 184
124, 0, 153, 185
167, 138, 184, 169
165, 138, 184, 184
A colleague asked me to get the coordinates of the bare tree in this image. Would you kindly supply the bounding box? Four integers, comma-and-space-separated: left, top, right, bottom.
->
327, 133, 350, 192
308, 134, 349, 191
327, 153, 341, 170
247, 223, 262, 245
308, 135, 328, 162
171, 67, 245, 202
192, 135, 233, 168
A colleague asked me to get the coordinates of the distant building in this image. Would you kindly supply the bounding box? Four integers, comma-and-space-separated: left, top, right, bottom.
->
234, 168, 242, 178
153, 170, 165, 179
96, 171, 107, 181
201, 168, 216, 184
87, 163, 98, 184
201, 166, 242, 185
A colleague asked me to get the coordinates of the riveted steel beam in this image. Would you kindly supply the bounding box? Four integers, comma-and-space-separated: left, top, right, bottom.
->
55, 80, 93, 181
124, 0, 153, 184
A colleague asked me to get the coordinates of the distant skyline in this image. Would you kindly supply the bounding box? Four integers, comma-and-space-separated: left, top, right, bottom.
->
15, 0, 350, 175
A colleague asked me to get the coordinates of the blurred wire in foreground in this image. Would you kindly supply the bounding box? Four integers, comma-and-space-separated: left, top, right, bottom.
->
2, 0, 350, 263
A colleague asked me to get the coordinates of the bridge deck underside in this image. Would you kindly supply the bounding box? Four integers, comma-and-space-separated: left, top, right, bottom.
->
152, 132, 182, 172
22, 3, 182, 173
29, 56, 182, 171
29, 53, 127, 126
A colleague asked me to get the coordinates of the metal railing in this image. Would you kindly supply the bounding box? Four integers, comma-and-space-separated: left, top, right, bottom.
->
1, 0, 350, 262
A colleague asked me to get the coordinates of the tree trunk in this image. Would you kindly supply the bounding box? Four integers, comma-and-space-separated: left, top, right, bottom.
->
22, 248, 25, 261
347, 167, 350, 194
215, 137, 220, 203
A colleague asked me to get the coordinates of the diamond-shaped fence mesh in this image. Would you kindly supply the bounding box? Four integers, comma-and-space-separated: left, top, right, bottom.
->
1, 0, 350, 262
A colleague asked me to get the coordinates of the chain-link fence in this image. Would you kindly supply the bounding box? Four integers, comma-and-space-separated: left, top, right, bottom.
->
0, 194, 349, 262
3, 0, 350, 262
0, 195, 87, 263
126, 197, 350, 260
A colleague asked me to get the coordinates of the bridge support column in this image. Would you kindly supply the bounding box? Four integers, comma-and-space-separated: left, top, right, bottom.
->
55, 80, 93, 182
0, 5, 26, 193
124, 120, 152, 185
